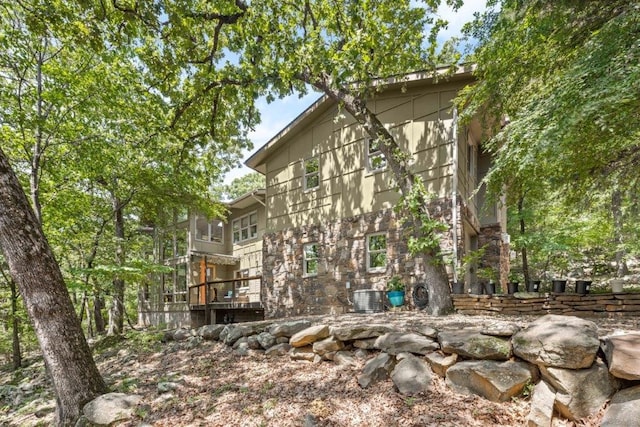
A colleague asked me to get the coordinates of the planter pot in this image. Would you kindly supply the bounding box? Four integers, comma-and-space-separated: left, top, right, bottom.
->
507, 282, 519, 294
575, 280, 591, 295
611, 279, 624, 293
387, 290, 405, 307
552, 279, 567, 293
484, 282, 496, 295
527, 280, 541, 292
451, 282, 465, 294
470, 283, 483, 295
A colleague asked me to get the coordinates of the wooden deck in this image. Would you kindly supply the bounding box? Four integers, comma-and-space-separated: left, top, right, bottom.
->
188, 277, 265, 326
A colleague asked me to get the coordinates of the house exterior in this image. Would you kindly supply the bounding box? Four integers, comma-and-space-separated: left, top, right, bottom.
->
139, 66, 509, 327
246, 67, 508, 318
138, 190, 266, 328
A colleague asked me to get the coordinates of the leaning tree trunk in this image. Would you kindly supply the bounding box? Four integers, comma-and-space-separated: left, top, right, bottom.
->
0, 147, 107, 425
308, 72, 453, 314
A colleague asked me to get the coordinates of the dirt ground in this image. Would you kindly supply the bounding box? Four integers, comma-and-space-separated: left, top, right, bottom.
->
2, 313, 638, 426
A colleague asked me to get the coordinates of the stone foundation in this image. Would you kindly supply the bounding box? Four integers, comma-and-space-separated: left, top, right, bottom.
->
262, 201, 457, 318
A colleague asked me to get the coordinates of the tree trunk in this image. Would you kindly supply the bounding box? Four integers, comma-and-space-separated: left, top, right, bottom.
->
108, 196, 126, 335
94, 290, 106, 335
611, 189, 628, 276
0, 147, 106, 425
306, 73, 453, 314
9, 277, 22, 369
518, 196, 531, 287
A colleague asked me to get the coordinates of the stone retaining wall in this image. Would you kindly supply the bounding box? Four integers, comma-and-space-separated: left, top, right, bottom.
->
453, 292, 640, 317
167, 313, 640, 426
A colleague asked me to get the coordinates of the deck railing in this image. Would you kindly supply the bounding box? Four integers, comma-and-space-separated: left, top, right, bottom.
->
188, 276, 262, 309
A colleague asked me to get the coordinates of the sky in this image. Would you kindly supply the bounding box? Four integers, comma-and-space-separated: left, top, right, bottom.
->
223, 1, 486, 184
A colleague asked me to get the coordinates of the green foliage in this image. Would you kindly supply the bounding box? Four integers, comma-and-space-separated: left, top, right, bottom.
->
386, 276, 404, 292
395, 177, 449, 257
222, 172, 265, 201
459, 0, 640, 273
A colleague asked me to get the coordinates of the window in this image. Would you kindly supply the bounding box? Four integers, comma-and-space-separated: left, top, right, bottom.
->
163, 263, 187, 302
234, 269, 249, 289
232, 211, 258, 243
195, 216, 223, 242
366, 138, 387, 172
366, 233, 387, 271
303, 243, 319, 276
304, 157, 319, 190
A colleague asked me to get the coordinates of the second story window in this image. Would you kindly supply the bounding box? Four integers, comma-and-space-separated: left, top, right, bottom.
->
303, 243, 319, 276
366, 233, 387, 272
195, 216, 223, 243
366, 138, 387, 172
232, 211, 258, 243
304, 157, 319, 190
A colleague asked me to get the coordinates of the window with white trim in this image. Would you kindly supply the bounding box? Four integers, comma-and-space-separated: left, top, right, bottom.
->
366, 137, 387, 172
304, 157, 319, 190
303, 243, 319, 276
366, 233, 387, 271
195, 216, 223, 242
232, 211, 258, 243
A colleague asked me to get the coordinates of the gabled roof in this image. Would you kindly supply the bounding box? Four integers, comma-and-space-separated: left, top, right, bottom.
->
245, 65, 476, 174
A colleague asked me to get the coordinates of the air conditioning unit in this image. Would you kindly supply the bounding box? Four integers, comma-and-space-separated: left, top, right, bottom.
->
353, 289, 384, 313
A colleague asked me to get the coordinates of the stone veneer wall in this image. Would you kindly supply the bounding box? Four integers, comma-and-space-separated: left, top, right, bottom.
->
262, 200, 456, 318
478, 223, 510, 288
453, 293, 640, 317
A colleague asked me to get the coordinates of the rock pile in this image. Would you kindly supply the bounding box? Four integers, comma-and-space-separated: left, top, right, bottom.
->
157, 314, 640, 426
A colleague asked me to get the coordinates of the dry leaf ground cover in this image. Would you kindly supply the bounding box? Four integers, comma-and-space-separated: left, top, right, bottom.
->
2, 313, 638, 426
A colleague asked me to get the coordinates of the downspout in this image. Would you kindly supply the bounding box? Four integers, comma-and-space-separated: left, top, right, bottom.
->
451, 107, 459, 284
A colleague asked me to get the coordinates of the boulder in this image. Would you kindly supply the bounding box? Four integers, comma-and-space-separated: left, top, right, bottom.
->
601, 385, 640, 427
173, 328, 192, 341
290, 325, 330, 348
233, 341, 250, 357
256, 331, 277, 350
232, 336, 248, 349
481, 322, 520, 337
290, 346, 319, 362
246, 335, 263, 350
358, 353, 396, 388
512, 315, 599, 369
390, 353, 432, 396
438, 330, 511, 360
425, 351, 458, 377
408, 325, 438, 339
374, 332, 439, 355
540, 360, 618, 421
600, 332, 640, 380
334, 351, 358, 368
269, 320, 313, 338
353, 338, 377, 350
313, 336, 345, 356
527, 380, 556, 427
198, 324, 225, 341
265, 343, 291, 357
446, 360, 538, 402
82, 393, 142, 426
330, 324, 395, 341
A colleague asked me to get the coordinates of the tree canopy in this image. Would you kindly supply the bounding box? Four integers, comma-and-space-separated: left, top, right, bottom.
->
458, 0, 640, 277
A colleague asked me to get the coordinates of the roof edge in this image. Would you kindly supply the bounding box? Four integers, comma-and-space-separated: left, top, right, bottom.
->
245, 64, 476, 173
